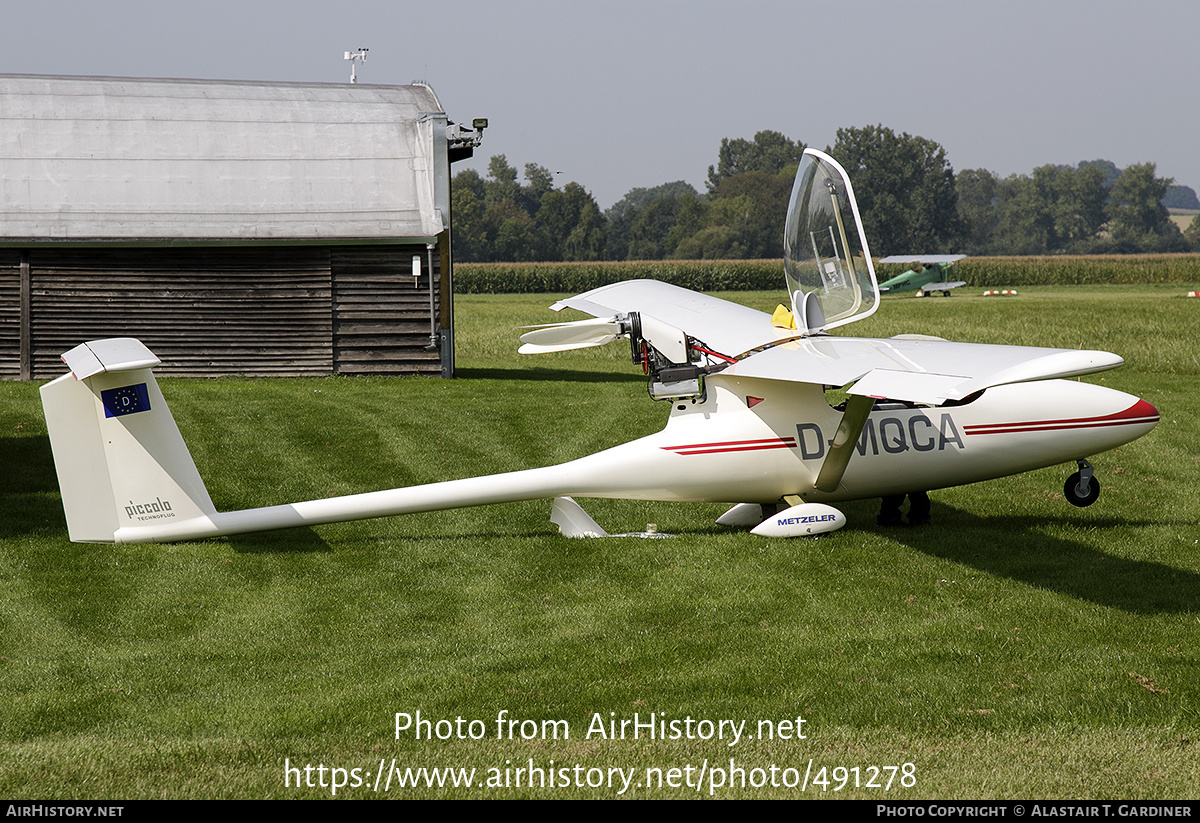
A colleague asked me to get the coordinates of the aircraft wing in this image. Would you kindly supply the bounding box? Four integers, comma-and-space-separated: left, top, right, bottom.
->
530, 280, 1124, 405
877, 255, 967, 265
879, 281, 965, 293
549, 279, 795, 356
924, 280, 967, 291
727, 336, 1124, 405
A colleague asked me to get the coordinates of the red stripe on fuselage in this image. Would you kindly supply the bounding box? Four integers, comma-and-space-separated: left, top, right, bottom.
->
662, 437, 797, 456
964, 399, 1159, 436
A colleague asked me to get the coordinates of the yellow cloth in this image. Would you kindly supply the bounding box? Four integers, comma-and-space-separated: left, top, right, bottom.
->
770, 304, 796, 330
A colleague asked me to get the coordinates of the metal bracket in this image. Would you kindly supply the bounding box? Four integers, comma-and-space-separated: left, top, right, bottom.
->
1073, 458, 1094, 496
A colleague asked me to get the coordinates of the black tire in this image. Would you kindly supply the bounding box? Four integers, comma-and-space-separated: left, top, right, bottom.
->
1064, 472, 1100, 507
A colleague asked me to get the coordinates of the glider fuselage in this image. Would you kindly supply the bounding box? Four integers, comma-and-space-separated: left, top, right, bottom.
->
551, 374, 1157, 506
73, 362, 1154, 544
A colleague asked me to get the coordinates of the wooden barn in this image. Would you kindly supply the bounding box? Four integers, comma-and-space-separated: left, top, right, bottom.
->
0, 74, 483, 379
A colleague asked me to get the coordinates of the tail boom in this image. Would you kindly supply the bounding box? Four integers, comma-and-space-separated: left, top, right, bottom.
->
112, 462, 610, 544
40, 340, 677, 543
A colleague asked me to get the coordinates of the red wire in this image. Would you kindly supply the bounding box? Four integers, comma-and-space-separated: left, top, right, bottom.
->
691, 344, 738, 364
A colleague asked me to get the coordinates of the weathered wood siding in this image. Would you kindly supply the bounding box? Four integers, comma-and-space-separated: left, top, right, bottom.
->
9, 244, 443, 379
332, 247, 441, 375
0, 251, 20, 379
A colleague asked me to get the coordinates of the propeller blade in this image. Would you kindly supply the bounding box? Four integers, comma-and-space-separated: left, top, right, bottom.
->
518, 317, 623, 354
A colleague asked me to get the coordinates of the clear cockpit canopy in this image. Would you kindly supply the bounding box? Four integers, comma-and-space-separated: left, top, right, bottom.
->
783, 149, 879, 334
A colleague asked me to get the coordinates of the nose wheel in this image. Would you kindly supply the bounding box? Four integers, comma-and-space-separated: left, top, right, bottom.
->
1064, 459, 1100, 507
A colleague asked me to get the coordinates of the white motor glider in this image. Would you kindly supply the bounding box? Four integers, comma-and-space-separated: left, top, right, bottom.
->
40, 150, 1158, 543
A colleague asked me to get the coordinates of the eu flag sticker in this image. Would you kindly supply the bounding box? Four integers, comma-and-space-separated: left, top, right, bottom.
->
101, 383, 152, 418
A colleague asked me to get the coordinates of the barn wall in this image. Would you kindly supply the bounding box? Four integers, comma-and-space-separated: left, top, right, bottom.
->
332, 247, 442, 375
11, 244, 442, 379
0, 251, 19, 379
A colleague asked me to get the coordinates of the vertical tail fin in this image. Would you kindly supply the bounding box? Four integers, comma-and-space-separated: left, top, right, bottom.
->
40, 339, 216, 543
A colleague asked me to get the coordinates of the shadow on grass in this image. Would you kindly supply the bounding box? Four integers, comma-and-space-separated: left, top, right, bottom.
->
0, 434, 69, 538
456, 367, 643, 384
0, 435, 57, 493
225, 527, 331, 554
0, 433, 332, 553
10, 418, 1189, 615
886, 502, 1196, 615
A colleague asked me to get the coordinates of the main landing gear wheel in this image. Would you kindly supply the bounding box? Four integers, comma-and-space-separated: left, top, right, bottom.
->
1064, 459, 1099, 507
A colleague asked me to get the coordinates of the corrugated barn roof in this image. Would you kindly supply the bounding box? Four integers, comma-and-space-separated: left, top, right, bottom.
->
0, 75, 448, 242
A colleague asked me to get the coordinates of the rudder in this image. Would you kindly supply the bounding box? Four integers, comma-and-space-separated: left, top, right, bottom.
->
40, 339, 217, 543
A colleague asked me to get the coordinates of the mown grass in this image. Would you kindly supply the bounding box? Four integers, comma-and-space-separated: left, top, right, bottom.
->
0, 284, 1197, 798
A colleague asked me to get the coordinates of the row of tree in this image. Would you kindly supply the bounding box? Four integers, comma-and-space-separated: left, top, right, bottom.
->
958, 159, 1191, 255
451, 128, 1199, 262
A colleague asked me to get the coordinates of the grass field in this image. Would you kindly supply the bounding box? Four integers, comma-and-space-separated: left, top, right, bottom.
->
1, 284, 1198, 799
1169, 209, 1198, 234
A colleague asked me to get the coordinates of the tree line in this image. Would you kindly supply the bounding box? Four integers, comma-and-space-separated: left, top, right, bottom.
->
451, 127, 1200, 262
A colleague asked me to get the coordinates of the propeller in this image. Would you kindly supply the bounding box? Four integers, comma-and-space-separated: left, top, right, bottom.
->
518, 311, 691, 366
518, 316, 625, 354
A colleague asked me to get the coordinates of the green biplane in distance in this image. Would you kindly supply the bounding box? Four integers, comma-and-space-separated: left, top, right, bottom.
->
877, 254, 967, 296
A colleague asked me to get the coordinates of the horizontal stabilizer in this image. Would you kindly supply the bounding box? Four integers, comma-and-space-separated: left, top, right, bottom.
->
61, 338, 160, 379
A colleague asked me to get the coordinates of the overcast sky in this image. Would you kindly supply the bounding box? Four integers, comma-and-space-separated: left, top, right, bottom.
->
3, 0, 1196, 209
